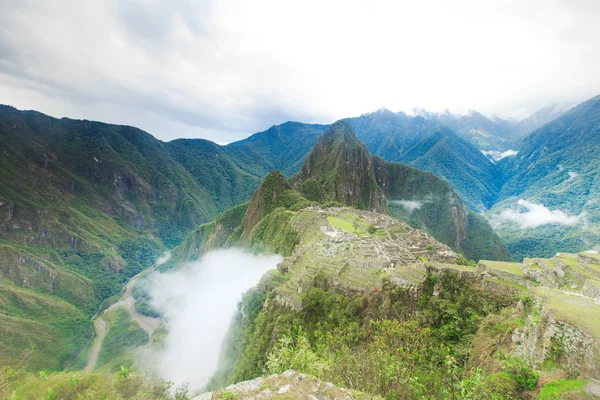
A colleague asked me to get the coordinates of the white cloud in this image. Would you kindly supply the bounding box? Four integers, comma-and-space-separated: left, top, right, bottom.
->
390, 200, 423, 213
142, 248, 282, 390
1, 0, 600, 142
568, 171, 579, 180
496, 199, 581, 229
481, 149, 518, 162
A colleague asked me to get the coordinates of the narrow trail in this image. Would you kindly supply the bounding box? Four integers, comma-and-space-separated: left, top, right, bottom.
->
84, 262, 163, 372
84, 318, 107, 372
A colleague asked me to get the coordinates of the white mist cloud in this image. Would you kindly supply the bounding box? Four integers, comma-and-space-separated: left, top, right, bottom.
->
400, 200, 422, 213
143, 248, 282, 390
481, 149, 518, 162
568, 171, 579, 180
496, 199, 581, 229
389, 197, 439, 213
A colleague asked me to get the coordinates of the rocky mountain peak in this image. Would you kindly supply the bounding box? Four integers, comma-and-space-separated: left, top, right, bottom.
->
294, 121, 386, 213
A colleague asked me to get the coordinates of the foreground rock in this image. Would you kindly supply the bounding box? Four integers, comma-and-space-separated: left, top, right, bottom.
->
194, 370, 379, 399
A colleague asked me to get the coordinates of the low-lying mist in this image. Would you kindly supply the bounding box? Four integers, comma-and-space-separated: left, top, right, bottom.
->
142, 248, 282, 390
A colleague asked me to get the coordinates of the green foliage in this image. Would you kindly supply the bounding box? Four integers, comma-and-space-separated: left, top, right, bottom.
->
418, 272, 502, 343
491, 95, 600, 260
117, 238, 163, 277
266, 332, 329, 377
347, 110, 503, 212
218, 271, 524, 399
538, 378, 587, 400
246, 208, 300, 256
455, 254, 477, 267
502, 356, 539, 391
0, 366, 179, 399
299, 178, 326, 203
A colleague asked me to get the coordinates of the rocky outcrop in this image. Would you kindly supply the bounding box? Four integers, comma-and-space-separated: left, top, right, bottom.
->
193, 370, 379, 400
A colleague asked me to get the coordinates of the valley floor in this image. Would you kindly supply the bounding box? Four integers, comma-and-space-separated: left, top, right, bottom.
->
84, 264, 161, 372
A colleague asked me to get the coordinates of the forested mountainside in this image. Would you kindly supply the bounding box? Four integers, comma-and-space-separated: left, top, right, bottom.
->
0, 105, 212, 370
346, 110, 503, 211
165, 122, 328, 210
488, 95, 600, 260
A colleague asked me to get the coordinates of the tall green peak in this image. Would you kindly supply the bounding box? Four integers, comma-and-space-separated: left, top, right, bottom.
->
294, 121, 386, 213
242, 171, 292, 236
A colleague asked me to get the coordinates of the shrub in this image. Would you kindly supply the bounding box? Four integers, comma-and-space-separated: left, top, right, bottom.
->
503, 356, 539, 391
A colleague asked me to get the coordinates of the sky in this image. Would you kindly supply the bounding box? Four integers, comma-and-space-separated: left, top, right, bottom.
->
1, 0, 599, 143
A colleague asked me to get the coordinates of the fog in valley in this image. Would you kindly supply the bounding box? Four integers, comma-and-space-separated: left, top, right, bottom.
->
142, 249, 282, 389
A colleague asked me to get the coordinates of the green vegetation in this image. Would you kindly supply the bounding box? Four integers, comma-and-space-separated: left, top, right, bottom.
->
538, 378, 587, 399
213, 271, 526, 399
96, 308, 149, 370
0, 367, 189, 399
347, 110, 504, 212
326, 214, 377, 237
246, 208, 300, 256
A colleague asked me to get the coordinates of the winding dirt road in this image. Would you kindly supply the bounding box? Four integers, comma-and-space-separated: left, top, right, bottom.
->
84, 265, 162, 372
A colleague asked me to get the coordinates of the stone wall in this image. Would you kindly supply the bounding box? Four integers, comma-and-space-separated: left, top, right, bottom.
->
512, 300, 600, 379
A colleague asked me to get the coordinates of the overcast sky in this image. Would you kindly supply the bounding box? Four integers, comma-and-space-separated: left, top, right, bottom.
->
1, 0, 599, 143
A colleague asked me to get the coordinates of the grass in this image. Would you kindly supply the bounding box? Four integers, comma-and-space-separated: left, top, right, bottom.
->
581, 252, 600, 261
483, 276, 528, 292
0, 279, 92, 371
327, 214, 386, 238
538, 378, 587, 399
480, 260, 525, 276
0, 368, 174, 400
532, 287, 600, 341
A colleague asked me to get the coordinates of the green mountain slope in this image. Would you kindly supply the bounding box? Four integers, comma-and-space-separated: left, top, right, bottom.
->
224, 121, 329, 176
488, 95, 600, 260
0, 105, 219, 370
164, 122, 328, 213
346, 110, 503, 211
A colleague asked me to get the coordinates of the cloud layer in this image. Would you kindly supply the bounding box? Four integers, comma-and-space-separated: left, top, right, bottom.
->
143, 248, 282, 389
496, 199, 582, 229
1, 0, 600, 142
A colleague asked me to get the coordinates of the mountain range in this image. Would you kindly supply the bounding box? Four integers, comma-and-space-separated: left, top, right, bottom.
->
414, 104, 566, 153
0, 94, 598, 372
489, 95, 600, 260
